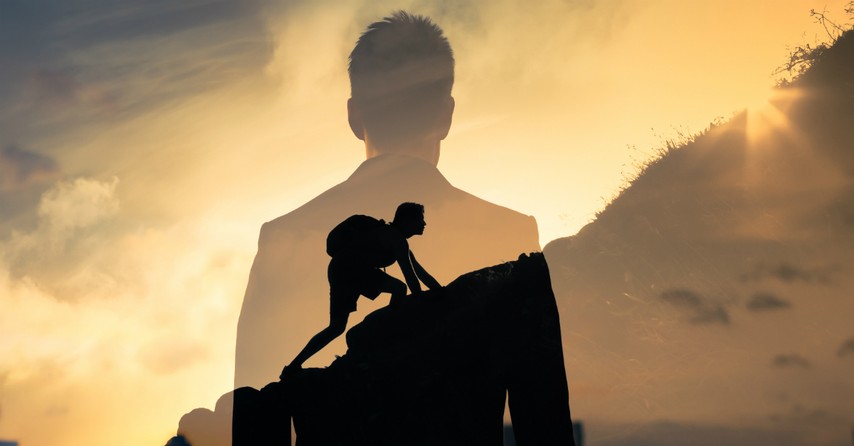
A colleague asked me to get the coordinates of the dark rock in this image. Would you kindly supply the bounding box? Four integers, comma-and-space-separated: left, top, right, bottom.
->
233, 253, 574, 446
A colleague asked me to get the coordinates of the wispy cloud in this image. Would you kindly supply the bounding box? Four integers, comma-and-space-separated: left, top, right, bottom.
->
746, 293, 791, 312
660, 289, 730, 325
137, 337, 210, 375
37, 177, 120, 240
0, 0, 273, 142
771, 354, 811, 369
0, 176, 253, 444
740, 263, 831, 284
0, 145, 59, 192
24, 68, 118, 112
837, 338, 854, 358
769, 403, 846, 428
4, 177, 120, 277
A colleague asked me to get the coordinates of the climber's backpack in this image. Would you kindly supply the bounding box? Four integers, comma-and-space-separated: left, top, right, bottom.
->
326, 215, 387, 257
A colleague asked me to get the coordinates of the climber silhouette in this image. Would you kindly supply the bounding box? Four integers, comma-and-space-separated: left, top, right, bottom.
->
281, 202, 440, 378
235, 11, 540, 389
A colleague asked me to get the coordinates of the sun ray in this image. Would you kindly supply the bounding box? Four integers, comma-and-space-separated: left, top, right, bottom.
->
745, 88, 804, 147
741, 87, 812, 190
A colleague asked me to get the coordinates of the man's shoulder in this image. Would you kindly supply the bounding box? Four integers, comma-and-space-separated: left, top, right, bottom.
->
449, 185, 537, 225
255, 159, 539, 248
259, 178, 356, 239
435, 184, 540, 251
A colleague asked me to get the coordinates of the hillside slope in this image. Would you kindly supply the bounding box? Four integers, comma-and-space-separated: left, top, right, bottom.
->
544, 30, 854, 445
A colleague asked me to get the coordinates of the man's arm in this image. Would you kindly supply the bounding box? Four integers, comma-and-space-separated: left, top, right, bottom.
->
410, 252, 440, 290
395, 240, 422, 294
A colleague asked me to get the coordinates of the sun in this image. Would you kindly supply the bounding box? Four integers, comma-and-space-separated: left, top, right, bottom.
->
737, 87, 810, 194
744, 88, 802, 147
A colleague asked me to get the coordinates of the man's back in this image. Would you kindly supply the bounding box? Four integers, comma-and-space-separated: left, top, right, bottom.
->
327, 216, 401, 268
235, 154, 539, 388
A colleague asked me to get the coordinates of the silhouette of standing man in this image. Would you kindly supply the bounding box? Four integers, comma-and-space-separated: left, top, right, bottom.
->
282, 202, 439, 378
235, 11, 540, 389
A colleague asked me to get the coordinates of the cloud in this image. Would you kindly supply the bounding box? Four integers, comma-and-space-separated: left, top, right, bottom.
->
0, 0, 273, 141
0, 1, 269, 74
769, 403, 847, 429
740, 263, 831, 284
0, 208, 253, 445
1, 176, 120, 296
746, 293, 791, 312
25, 68, 118, 112
137, 337, 210, 375
837, 338, 854, 358
0, 145, 62, 229
771, 354, 811, 369
37, 177, 120, 236
660, 289, 730, 325
0, 145, 59, 192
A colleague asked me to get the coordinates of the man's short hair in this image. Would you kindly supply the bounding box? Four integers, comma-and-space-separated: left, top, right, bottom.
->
394, 202, 425, 223
349, 11, 454, 148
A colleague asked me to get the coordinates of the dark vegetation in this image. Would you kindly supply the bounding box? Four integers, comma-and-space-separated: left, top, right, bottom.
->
776, 2, 854, 84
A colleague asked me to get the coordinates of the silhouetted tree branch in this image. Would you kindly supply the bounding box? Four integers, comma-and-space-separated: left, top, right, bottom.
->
775, 2, 854, 85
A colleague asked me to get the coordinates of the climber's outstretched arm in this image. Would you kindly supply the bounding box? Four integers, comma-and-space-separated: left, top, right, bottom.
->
410, 252, 440, 290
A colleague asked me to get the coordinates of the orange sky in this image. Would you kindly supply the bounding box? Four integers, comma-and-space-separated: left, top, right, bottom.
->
0, 1, 851, 445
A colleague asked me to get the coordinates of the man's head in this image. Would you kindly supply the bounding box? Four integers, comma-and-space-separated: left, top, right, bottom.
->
392, 202, 427, 238
348, 11, 455, 162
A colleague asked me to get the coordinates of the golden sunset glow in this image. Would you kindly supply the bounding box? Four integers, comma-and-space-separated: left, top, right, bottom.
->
2, 1, 853, 445
745, 89, 801, 146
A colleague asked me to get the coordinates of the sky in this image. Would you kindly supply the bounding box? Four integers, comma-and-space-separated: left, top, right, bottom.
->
0, 1, 852, 445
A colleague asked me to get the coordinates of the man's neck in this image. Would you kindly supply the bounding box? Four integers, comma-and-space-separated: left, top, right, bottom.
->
388, 221, 413, 239
365, 140, 440, 166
